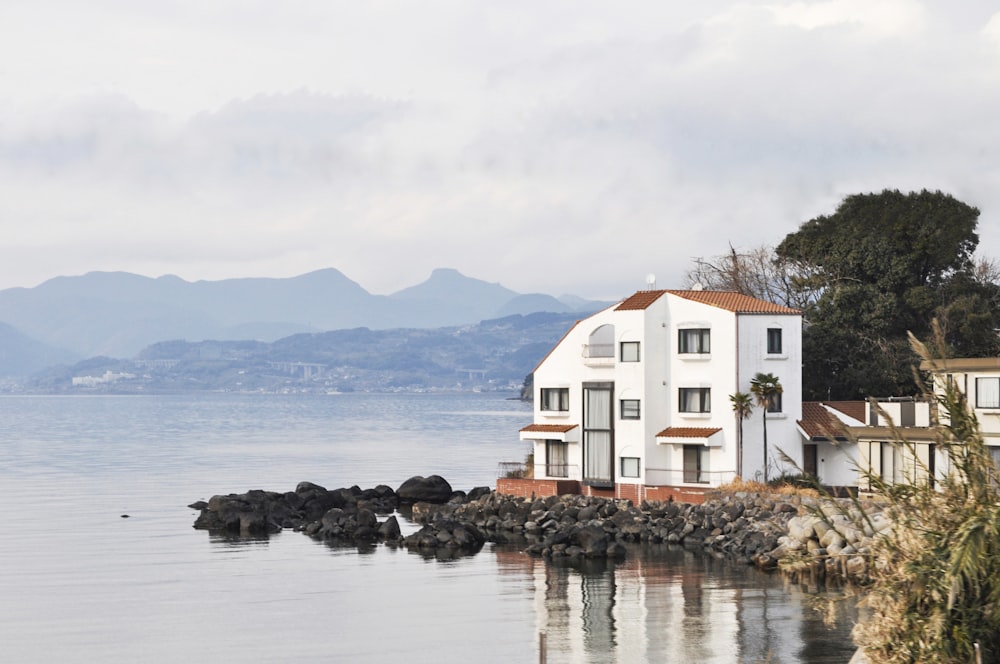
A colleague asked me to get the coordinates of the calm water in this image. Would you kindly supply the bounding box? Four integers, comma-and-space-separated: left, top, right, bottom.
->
0, 393, 858, 663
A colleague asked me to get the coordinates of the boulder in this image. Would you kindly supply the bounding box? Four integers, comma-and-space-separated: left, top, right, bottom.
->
397, 475, 454, 504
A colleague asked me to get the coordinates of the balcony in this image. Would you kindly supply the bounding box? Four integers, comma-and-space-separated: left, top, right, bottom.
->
496, 462, 581, 481
582, 343, 615, 367
644, 467, 736, 487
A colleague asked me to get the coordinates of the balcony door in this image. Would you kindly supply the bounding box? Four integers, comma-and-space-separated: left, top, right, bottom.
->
583, 383, 614, 486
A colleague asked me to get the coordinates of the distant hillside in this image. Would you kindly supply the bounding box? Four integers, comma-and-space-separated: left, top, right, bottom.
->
0, 268, 612, 362
0, 322, 77, 378
18, 312, 584, 394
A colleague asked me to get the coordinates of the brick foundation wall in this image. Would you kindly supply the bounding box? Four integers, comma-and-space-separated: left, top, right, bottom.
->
496, 478, 580, 498
643, 485, 709, 504
495, 479, 710, 504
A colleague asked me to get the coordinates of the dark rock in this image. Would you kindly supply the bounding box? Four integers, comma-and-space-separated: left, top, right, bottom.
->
397, 475, 454, 504
378, 516, 402, 541
464, 487, 489, 503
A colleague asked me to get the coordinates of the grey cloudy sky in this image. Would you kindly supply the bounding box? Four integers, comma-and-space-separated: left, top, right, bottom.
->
2, 0, 1000, 300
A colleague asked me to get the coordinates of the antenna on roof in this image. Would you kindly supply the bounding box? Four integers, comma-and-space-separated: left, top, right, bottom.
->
645, 273, 656, 290
692, 282, 704, 291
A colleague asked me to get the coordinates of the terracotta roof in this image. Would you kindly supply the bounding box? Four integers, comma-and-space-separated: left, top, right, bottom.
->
665, 290, 801, 315
824, 401, 867, 422
615, 290, 668, 310
519, 423, 579, 434
798, 401, 857, 439
655, 427, 722, 439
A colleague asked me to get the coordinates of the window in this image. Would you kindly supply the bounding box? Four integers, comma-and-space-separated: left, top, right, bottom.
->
679, 388, 711, 413
583, 384, 614, 485
585, 324, 615, 358
620, 341, 640, 362
620, 399, 640, 420
546, 440, 568, 478
620, 457, 640, 478
767, 328, 783, 354
683, 445, 708, 483
679, 328, 710, 354
977, 378, 1000, 408
540, 388, 569, 411
766, 392, 782, 413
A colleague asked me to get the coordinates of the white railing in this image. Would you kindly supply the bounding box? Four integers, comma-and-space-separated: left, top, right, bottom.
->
644, 467, 736, 487
582, 344, 615, 367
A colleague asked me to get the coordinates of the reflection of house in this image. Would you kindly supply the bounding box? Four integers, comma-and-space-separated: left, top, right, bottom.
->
508, 288, 802, 502
494, 546, 840, 663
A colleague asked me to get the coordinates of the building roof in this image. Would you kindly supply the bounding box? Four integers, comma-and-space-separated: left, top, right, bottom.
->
823, 401, 867, 422
666, 290, 801, 315
615, 290, 668, 310
654, 426, 723, 439
798, 402, 853, 439
519, 423, 579, 434
919, 357, 1000, 372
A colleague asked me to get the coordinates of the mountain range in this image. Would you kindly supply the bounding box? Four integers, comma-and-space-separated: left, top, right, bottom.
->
0, 268, 611, 378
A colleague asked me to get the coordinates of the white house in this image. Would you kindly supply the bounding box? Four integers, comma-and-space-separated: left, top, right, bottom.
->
510, 288, 802, 503
845, 358, 1000, 492
923, 357, 1000, 465
796, 401, 865, 491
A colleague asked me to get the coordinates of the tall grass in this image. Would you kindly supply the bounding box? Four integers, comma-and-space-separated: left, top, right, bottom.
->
849, 331, 1000, 663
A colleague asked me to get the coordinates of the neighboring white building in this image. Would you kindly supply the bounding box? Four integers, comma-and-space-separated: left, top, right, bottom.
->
513, 288, 802, 502
796, 401, 865, 491
848, 358, 1000, 492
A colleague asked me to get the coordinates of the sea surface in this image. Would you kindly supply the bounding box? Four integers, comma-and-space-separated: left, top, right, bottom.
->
0, 392, 859, 663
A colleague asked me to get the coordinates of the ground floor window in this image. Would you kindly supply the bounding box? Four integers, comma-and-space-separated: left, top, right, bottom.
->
683, 445, 708, 483
620, 457, 640, 478
546, 440, 568, 478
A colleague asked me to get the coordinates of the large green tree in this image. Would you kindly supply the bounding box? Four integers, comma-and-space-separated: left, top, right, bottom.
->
775, 189, 1000, 399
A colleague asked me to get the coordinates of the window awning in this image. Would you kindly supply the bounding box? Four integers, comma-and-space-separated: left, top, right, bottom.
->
655, 426, 723, 447
519, 423, 579, 443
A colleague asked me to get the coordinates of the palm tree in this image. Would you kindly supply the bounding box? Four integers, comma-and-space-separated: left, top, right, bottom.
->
730, 392, 753, 479
749, 372, 783, 482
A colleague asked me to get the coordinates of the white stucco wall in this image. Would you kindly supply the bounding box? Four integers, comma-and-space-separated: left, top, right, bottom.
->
735, 314, 803, 481
525, 291, 804, 488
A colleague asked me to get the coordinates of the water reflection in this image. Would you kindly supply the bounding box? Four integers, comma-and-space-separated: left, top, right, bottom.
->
207, 532, 273, 548
497, 543, 857, 664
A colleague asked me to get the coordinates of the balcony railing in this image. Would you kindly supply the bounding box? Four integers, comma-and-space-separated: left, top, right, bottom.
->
582, 343, 614, 358
496, 462, 582, 481
497, 462, 530, 479
544, 463, 580, 480
644, 467, 736, 487
582, 343, 615, 366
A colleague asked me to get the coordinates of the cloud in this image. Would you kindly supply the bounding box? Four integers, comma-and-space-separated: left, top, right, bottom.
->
1, 1, 1000, 300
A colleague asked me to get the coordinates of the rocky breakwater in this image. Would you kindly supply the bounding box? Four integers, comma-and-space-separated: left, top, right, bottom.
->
190, 475, 493, 557
414, 490, 807, 566
416, 489, 886, 581
191, 477, 886, 580
775, 500, 889, 585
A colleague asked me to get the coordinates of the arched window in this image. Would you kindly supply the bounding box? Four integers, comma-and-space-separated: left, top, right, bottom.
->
585, 324, 615, 358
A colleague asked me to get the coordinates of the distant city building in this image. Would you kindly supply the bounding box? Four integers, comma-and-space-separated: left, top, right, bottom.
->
72, 371, 136, 387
